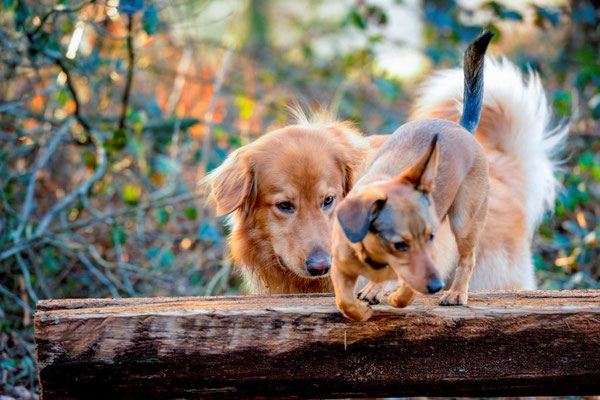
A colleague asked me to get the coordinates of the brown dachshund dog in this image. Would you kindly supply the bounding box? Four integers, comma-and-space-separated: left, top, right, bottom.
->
331, 31, 494, 321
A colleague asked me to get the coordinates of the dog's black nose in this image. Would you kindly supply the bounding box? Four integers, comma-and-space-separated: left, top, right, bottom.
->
305, 248, 331, 276
427, 276, 444, 294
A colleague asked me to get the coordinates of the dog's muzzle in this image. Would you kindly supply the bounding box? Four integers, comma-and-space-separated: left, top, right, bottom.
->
305, 247, 331, 277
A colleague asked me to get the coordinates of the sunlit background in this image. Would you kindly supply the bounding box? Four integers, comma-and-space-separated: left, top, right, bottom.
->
0, 0, 598, 396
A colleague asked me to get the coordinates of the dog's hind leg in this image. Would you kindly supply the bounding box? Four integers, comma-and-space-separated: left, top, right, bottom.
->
440, 172, 489, 306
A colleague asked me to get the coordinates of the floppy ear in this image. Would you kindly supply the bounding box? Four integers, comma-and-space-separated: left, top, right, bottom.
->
398, 134, 439, 194
336, 188, 387, 243
205, 147, 256, 217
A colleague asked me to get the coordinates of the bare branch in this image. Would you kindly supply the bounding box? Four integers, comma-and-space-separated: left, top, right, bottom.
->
0, 284, 34, 314
14, 118, 73, 242
199, 47, 233, 177
1, 191, 205, 261
54, 57, 92, 133
77, 253, 120, 298
34, 130, 107, 236
112, 229, 135, 296
16, 253, 39, 303
118, 14, 135, 131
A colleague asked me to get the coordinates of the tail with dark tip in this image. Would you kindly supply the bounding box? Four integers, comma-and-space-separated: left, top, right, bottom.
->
459, 30, 494, 134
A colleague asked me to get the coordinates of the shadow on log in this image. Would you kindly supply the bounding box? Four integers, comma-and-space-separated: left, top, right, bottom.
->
34, 290, 600, 399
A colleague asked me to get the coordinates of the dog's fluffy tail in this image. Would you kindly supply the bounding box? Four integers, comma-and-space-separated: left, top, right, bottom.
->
411, 57, 567, 234
460, 30, 493, 134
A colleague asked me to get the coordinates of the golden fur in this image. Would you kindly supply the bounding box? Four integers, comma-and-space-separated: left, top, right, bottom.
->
205, 111, 371, 294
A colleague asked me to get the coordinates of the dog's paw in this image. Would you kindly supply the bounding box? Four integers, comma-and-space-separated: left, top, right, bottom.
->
357, 281, 384, 305
339, 301, 374, 321
439, 291, 468, 306
357, 279, 399, 305
388, 285, 415, 308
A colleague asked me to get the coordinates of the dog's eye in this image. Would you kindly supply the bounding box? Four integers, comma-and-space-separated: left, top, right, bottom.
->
276, 201, 294, 213
393, 241, 409, 252
322, 195, 335, 210
429, 233, 435, 241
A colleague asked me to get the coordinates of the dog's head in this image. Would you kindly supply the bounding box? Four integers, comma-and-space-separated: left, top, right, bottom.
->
206, 121, 368, 279
336, 135, 444, 294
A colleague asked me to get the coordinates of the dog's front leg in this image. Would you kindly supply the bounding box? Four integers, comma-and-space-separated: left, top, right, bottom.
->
332, 263, 374, 321
439, 251, 474, 305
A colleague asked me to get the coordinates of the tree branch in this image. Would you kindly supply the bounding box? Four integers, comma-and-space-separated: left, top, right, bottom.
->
118, 14, 135, 131
34, 130, 107, 236
14, 118, 73, 242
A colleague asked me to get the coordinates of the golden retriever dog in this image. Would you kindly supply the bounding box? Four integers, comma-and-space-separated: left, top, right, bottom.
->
205, 111, 380, 294
331, 31, 493, 321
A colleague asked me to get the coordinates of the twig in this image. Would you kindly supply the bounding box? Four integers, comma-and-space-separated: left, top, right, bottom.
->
118, 14, 135, 131
27, 248, 52, 299
77, 253, 120, 298
15, 253, 39, 303
0, 284, 34, 314
34, 130, 107, 236
204, 260, 231, 296
199, 47, 233, 177
112, 229, 135, 296
14, 118, 73, 242
53, 56, 91, 133
1, 191, 204, 260
29, 0, 95, 38
165, 47, 192, 115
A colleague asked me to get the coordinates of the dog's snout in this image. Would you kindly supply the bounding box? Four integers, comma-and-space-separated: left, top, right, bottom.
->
305, 247, 331, 276
427, 276, 444, 294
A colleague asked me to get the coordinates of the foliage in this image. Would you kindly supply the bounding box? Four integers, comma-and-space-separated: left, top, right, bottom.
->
0, 0, 599, 396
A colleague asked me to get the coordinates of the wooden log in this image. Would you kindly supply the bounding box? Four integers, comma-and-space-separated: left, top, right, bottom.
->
35, 290, 600, 399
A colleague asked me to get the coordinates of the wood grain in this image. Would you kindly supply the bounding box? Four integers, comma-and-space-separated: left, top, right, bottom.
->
35, 290, 600, 399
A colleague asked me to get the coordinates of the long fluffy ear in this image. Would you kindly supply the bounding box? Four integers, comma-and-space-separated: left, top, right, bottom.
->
205, 147, 256, 217
398, 134, 439, 194
336, 188, 387, 243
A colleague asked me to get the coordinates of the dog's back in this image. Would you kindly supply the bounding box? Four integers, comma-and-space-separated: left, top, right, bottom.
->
355, 31, 494, 218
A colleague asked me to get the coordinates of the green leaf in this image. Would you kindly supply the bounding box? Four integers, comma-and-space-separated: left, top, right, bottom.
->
1, 0, 13, 11
142, 4, 159, 35
499, 10, 522, 21
15, 1, 28, 31
144, 118, 200, 133
184, 207, 198, 220
160, 249, 175, 268
110, 225, 127, 247
579, 151, 594, 167
155, 208, 170, 228
105, 128, 127, 152
350, 10, 366, 29
122, 184, 142, 205
119, 0, 144, 15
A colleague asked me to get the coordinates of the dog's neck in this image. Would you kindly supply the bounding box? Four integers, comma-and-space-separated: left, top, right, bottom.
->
357, 242, 388, 270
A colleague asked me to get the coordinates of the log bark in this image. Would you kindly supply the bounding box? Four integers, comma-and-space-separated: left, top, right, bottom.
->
35, 290, 600, 399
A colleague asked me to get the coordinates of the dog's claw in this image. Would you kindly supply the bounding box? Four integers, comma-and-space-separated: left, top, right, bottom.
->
357, 281, 389, 305
439, 291, 467, 306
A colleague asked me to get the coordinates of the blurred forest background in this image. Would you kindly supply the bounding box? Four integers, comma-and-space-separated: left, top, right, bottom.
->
0, 0, 599, 397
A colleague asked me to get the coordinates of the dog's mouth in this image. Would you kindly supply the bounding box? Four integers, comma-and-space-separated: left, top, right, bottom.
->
277, 256, 288, 269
